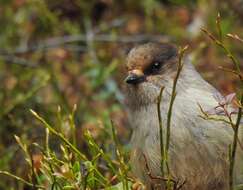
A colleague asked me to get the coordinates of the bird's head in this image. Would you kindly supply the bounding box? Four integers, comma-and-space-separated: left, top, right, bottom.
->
124, 42, 178, 107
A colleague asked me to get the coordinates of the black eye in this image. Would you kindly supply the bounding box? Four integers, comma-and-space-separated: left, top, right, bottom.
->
145, 61, 162, 74
152, 62, 161, 70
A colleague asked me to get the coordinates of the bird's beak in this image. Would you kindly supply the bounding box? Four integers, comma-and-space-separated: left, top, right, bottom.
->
125, 69, 145, 84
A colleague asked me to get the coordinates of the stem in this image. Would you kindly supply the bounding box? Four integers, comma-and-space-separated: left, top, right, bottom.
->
0, 171, 45, 189
216, 13, 223, 43
70, 104, 77, 148
157, 87, 165, 176
165, 46, 187, 164
111, 120, 129, 190
201, 28, 242, 82
30, 109, 87, 161
229, 94, 243, 190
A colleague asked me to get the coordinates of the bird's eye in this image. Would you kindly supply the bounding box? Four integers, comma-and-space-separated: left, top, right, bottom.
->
144, 61, 162, 75
152, 62, 161, 70
149, 62, 162, 73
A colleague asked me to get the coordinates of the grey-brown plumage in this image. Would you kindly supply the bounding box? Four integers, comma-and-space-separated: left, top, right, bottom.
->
124, 43, 243, 190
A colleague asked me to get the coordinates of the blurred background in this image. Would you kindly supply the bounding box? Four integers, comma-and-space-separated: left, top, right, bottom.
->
0, 0, 242, 189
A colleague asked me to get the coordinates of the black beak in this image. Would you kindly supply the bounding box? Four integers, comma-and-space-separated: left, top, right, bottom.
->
125, 73, 145, 84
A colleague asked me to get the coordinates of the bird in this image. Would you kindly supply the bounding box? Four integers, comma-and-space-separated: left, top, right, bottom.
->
124, 42, 243, 190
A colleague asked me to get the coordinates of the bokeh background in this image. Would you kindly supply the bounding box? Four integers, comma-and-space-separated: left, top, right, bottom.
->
0, 0, 242, 189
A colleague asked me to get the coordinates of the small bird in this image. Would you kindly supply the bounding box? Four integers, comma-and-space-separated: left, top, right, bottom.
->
124, 42, 243, 190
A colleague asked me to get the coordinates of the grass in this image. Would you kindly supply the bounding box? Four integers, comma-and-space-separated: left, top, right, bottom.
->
0, 107, 132, 189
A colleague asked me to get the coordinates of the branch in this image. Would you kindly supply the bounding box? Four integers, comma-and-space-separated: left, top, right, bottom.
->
0, 34, 169, 55
143, 154, 186, 190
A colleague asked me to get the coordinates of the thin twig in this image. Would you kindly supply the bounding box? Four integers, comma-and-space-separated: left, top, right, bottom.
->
165, 45, 188, 168
0, 34, 169, 55
0, 54, 37, 67
0, 171, 45, 189
157, 86, 165, 176
218, 66, 243, 81
197, 103, 232, 125
227, 33, 243, 43
143, 154, 185, 190
229, 94, 243, 190
201, 28, 242, 80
